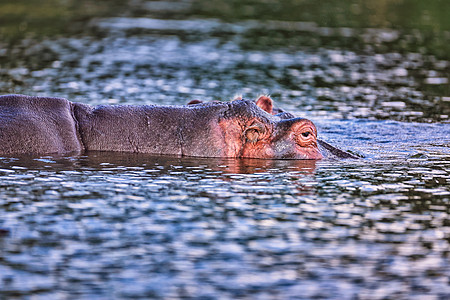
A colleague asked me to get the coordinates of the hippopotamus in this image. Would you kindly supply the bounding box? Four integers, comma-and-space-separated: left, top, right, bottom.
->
0, 94, 356, 159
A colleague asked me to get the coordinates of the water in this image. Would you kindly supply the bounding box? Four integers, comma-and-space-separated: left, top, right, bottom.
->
0, 1, 449, 299
0, 151, 449, 298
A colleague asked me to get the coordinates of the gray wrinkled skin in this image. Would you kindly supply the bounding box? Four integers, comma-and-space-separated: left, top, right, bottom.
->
0, 94, 230, 156
72, 100, 229, 157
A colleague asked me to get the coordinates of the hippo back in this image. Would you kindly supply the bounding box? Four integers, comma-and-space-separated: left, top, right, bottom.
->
72, 102, 229, 156
0, 95, 83, 155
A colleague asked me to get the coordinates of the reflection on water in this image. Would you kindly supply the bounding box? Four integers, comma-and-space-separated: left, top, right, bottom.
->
0, 151, 319, 175
0, 136, 449, 298
0, 0, 449, 299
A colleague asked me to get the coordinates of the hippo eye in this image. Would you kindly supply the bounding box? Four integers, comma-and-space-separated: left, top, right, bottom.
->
302, 132, 311, 138
295, 127, 317, 147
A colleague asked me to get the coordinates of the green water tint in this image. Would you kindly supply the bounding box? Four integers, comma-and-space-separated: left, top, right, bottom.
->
0, 0, 126, 40
1, 0, 449, 58
3, 0, 449, 32
190, 0, 450, 29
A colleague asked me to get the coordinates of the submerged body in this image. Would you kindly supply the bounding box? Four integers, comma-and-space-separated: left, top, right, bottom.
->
0, 94, 353, 159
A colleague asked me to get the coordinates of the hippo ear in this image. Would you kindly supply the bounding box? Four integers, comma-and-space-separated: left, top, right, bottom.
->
187, 100, 203, 105
244, 123, 266, 143
255, 95, 273, 114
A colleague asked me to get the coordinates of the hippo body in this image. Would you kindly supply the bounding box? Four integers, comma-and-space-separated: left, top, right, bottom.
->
0, 94, 355, 159
0, 95, 83, 154
73, 100, 228, 157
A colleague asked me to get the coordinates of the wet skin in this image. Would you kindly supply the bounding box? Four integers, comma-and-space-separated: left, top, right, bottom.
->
188, 95, 359, 159
0, 94, 325, 159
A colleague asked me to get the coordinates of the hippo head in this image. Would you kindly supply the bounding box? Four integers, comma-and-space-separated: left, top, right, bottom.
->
218, 100, 322, 160
188, 96, 323, 160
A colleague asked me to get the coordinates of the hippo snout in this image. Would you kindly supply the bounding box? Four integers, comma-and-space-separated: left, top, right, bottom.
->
271, 118, 323, 160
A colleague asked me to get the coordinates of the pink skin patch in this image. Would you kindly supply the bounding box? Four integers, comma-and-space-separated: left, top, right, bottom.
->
189, 95, 323, 159
219, 117, 323, 160
255, 96, 273, 115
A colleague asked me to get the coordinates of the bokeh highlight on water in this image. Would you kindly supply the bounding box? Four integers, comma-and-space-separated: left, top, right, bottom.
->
0, 0, 449, 299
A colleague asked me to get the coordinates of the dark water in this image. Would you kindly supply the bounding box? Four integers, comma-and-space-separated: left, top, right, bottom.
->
1, 1, 449, 299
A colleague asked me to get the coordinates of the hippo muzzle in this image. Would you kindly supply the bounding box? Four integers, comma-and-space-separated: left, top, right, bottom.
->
272, 118, 323, 160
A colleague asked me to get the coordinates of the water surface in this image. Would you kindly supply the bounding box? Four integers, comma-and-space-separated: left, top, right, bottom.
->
0, 1, 449, 299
